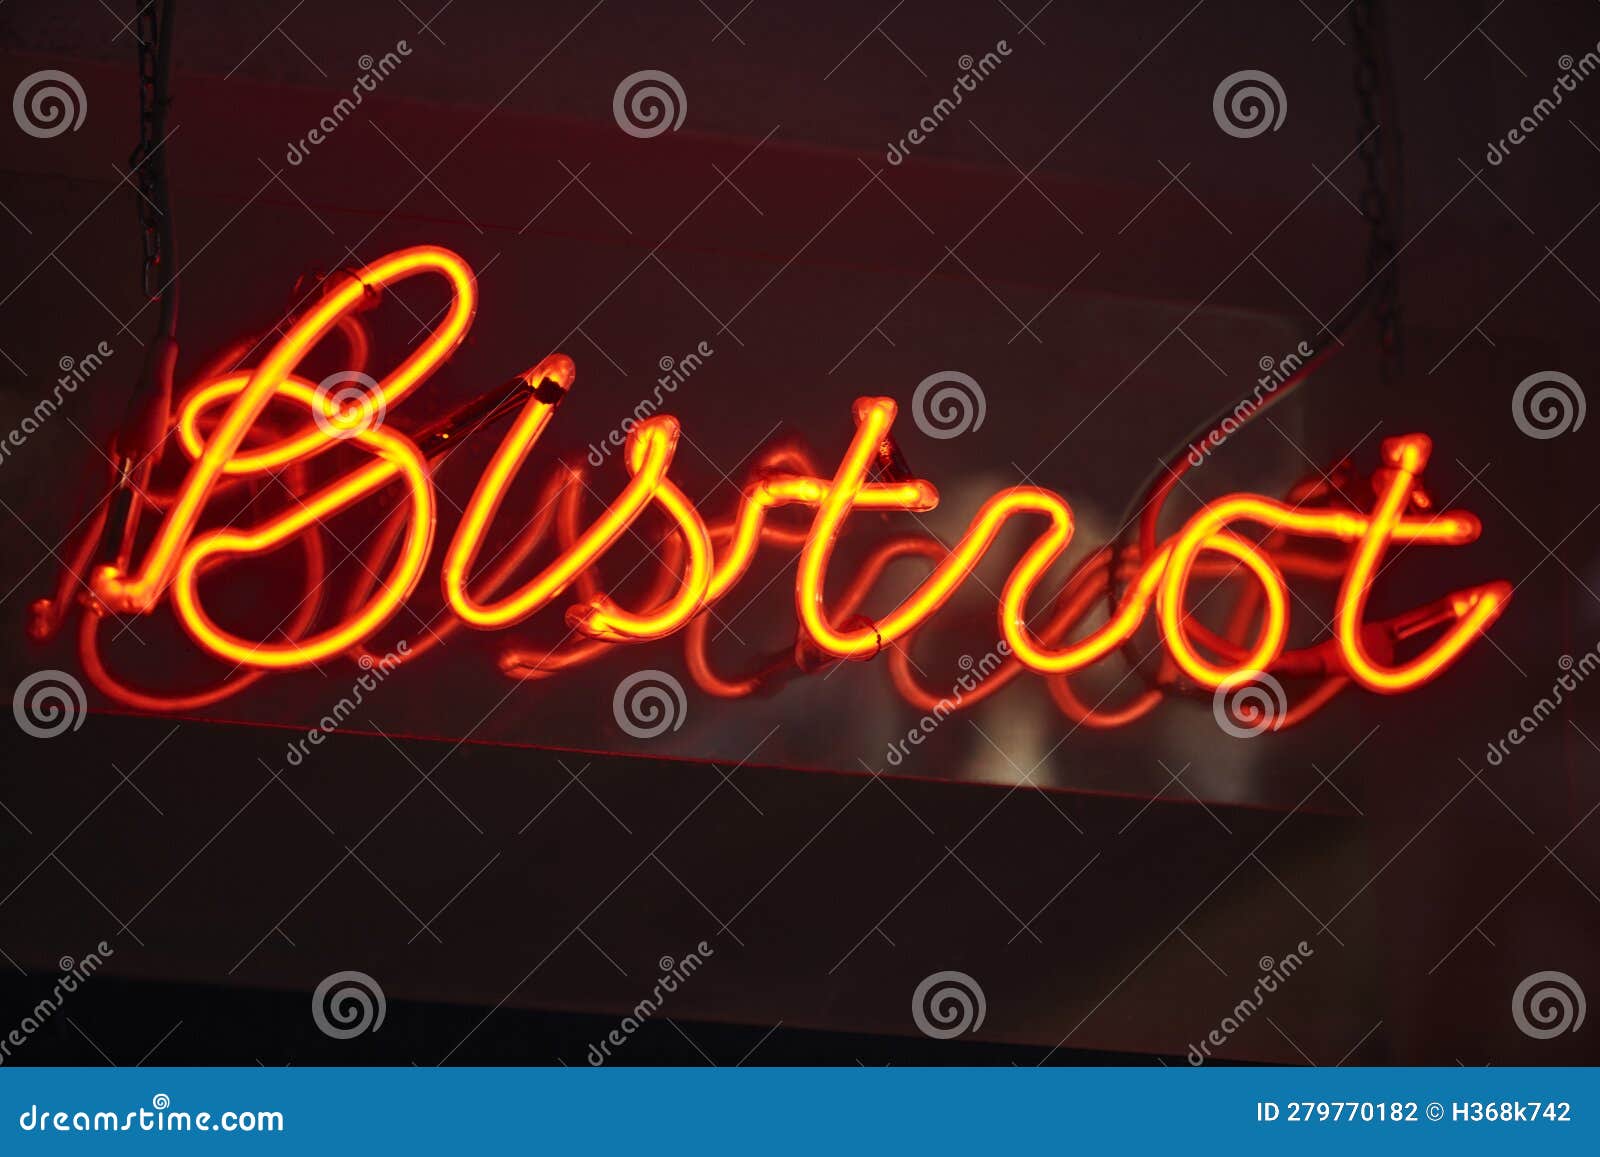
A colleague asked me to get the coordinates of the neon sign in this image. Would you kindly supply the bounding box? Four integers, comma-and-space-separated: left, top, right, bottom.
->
31, 245, 1510, 730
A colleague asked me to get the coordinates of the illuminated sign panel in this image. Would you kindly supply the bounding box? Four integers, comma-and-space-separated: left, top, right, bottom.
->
33, 245, 1509, 731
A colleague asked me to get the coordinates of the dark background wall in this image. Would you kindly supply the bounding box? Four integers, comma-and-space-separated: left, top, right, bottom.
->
0, 0, 1596, 1065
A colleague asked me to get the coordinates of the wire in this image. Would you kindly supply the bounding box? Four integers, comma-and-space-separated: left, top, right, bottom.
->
1103, 0, 1402, 691
96, 0, 179, 566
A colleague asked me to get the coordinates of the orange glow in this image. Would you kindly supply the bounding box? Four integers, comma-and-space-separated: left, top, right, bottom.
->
170, 418, 433, 669
567, 425, 714, 642
1334, 435, 1510, 692
90, 246, 473, 625
45, 243, 1510, 735
440, 355, 707, 635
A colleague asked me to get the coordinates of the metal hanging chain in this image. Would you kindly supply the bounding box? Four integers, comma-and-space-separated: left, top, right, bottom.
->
1103, 0, 1408, 692
1351, 0, 1403, 383
130, 0, 176, 325
95, 0, 179, 570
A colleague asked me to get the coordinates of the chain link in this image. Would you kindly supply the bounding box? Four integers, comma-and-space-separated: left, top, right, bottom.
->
131, 3, 165, 300
1351, 0, 1402, 383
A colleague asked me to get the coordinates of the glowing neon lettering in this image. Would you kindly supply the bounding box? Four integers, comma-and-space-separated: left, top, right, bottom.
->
33, 245, 1511, 731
